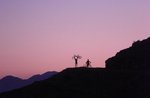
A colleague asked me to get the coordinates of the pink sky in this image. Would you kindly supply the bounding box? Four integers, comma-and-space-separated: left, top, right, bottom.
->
0, 0, 150, 79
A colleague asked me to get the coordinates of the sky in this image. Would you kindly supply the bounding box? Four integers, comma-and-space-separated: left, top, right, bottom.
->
0, 0, 150, 79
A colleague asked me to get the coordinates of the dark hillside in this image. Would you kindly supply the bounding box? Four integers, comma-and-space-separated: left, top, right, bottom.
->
0, 67, 150, 98
106, 37, 150, 69
1, 37, 150, 98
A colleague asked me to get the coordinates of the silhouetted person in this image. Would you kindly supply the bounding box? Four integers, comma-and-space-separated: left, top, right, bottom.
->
72, 55, 82, 67
86, 59, 91, 68
75, 57, 78, 67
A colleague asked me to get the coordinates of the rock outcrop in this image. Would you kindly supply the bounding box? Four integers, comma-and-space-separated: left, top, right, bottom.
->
106, 37, 150, 69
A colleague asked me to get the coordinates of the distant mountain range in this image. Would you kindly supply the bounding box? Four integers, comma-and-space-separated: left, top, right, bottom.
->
1, 37, 150, 98
0, 71, 57, 93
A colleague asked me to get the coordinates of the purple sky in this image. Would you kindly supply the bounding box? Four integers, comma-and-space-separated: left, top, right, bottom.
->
0, 0, 150, 79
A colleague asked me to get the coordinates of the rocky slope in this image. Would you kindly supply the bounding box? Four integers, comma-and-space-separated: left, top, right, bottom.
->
106, 37, 150, 69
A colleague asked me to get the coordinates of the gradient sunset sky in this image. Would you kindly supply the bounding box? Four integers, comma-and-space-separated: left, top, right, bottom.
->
0, 0, 150, 79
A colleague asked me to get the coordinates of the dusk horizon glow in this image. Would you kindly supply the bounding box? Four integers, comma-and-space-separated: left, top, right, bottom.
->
0, 0, 150, 79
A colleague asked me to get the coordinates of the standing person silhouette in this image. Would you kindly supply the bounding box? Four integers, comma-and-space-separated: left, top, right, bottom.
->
72, 55, 82, 67
74, 57, 78, 67
86, 59, 91, 68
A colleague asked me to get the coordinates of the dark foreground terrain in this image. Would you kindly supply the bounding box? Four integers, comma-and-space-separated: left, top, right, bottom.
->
0, 67, 150, 98
1, 37, 150, 98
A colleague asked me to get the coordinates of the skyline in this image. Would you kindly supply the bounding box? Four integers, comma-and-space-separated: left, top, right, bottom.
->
0, 0, 150, 79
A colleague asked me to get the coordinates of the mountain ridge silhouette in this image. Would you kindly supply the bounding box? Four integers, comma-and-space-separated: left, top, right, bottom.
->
1, 67, 150, 98
106, 37, 150, 69
1, 37, 150, 98
0, 71, 57, 93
